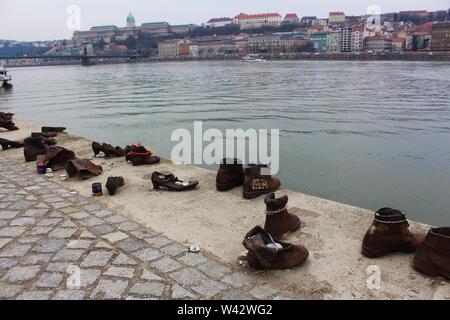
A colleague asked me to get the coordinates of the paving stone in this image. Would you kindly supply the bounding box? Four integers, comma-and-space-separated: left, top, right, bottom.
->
23, 254, 53, 265
116, 239, 145, 252
0, 226, 26, 237
48, 227, 78, 239
47, 262, 73, 272
0, 220, 7, 227
191, 279, 226, 298
0, 283, 22, 298
178, 253, 209, 266
67, 240, 92, 249
93, 210, 114, 218
45, 196, 64, 203
197, 260, 232, 279
171, 283, 197, 299
220, 289, 253, 300
81, 251, 113, 267
133, 248, 162, 262
34, 272, 64, 288
0, 194, 24, 202
249, 284, 279, 299
104, 214, 128, 224
169, 267, 206, 285
10, 217, 36, 226
104, 266, 136, 278
50, 201, 72, 209
161, 243, 187, 257
8, 200, 34, 210
0, 244, 32, 257
69, 211, 91, 220
129, 282, 165, 297
2, 265, 41, 282
88, 224, 115, 236
118, 221, 140, 232
0, 202, 12, 209
79, 217, 104, 227
80, 269, 101, 288
150, 257, 183, 273
102, 231, 129, 243
53, 249, 85, 262
0, 258, 18, 270
60, 220, 78, 228
79, 230, 96, 239
0, 210, 20, 219
18, 236, 43, 244
36, 218, 62, 227
0, 238, 12, 249
17, 291, 52, 300
129, 229, 156, 239
83, 203, 102, 212
48, 211, 65, 218
30, 226, 54, 235
112, 253, 137, 266
90, 279, 128, 299
95, 241, 113, 249
33, 239, 66, 253
140, 268, 163, 281
221, 273, 254, 288
52, 290, 86, 300
144, 236, 172, 248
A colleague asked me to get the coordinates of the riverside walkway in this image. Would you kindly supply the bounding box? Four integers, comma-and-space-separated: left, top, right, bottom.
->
0, 119, 448, 299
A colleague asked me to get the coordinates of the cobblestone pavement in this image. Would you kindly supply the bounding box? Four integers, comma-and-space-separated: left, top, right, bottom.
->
0, 155, 287, 300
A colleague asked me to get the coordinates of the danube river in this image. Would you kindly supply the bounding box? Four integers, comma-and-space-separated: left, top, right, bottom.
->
1, 60, 449, 226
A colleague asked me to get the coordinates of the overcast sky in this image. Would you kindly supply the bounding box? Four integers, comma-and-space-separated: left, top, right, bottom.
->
0, 0, 448, 41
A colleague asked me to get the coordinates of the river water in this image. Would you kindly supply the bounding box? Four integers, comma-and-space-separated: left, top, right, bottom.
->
1, 60, 449, 226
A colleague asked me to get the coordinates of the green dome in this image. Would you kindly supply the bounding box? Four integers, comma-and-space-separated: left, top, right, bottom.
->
127, 12, 135, 22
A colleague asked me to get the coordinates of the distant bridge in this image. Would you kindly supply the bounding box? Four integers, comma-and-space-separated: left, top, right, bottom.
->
0, 54, 142, 66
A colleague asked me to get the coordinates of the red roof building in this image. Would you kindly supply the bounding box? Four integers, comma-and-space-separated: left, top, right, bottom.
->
283, 13, 300, 24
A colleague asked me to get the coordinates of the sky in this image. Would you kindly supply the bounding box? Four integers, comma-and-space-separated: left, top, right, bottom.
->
0, 0, 449, 41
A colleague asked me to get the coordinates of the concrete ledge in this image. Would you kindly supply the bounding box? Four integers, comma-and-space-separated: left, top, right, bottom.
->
1, 118, 448, 299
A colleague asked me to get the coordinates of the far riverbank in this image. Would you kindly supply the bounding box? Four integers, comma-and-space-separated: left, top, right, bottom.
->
2, 51, 450, 68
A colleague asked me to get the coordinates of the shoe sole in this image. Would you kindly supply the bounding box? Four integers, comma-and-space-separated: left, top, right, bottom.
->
361, 243, 416, 259
216, 182, 242, 192
413, 257, 449, 279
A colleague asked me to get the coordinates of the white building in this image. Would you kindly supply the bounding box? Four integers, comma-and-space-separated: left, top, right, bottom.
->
206, 18, 234, 28
233, 13, 282, 29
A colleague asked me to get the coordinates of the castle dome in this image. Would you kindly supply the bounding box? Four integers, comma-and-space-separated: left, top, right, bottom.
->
127, 12, 135, 22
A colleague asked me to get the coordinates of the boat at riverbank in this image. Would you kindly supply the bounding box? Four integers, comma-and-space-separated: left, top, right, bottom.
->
0, 65, 12, 88
241, 55, 267, 62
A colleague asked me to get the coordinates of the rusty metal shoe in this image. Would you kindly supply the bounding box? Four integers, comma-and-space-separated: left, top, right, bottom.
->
42, 126, 66, 133
151, 171, 198, 191
23, 137, 47, 162
130, 145, 160, 166
243, 226, 309, 270
413, 227, 450, 280
242, 164, 281, 199
0, 119, 18, 131
362, 208, 425, 258
92, 141, 126, 157
31, 132, 57, 138
0, 138, 23, 150
264, 193, 301, 240
216, 158, 245, 191
106, 176, 125, 196
66, 158, 103, 180
38, 146, 76, 171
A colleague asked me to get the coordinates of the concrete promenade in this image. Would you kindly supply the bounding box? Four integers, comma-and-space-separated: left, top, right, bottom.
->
0, 119, 448, 299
